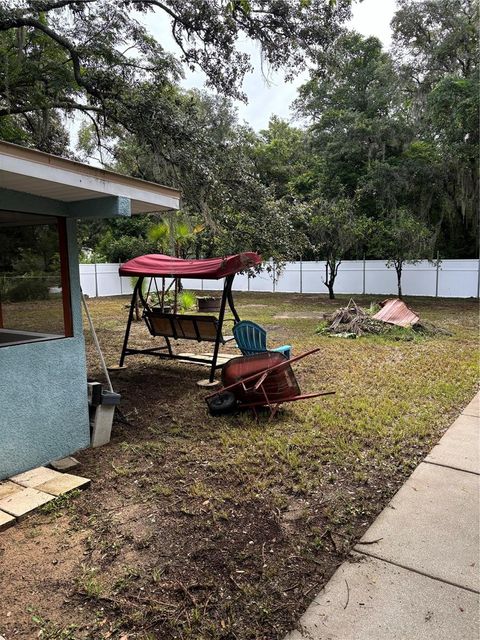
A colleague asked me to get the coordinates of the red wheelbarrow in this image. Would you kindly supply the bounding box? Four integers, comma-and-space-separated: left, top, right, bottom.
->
205, 348, 335, 419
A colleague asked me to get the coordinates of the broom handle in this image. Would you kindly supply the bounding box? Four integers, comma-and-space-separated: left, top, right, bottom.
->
81, 289, 114, 393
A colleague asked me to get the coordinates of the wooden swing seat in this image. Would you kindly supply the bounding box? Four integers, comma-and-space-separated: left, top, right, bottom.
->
143, 309, 234, 344
117, 253, 263, 381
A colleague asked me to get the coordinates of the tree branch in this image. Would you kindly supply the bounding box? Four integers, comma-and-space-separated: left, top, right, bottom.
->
15, 0, 97, 10
125, 0, 181, 23
0, 101, 103, 117
0, 16, 106, 103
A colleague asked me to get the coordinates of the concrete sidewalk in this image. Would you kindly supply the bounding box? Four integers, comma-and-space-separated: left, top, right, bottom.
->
286, 392, 480, 640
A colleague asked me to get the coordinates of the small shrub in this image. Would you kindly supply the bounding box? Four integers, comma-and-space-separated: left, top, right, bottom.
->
148, 289, 197, 312
179, 290, 197, 312
6, 277, 50, 302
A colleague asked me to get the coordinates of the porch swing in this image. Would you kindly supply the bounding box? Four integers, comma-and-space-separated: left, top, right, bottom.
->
116, 252, 262, 382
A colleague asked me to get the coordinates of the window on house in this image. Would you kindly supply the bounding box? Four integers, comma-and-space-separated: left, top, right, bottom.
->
0, 212, 72, 346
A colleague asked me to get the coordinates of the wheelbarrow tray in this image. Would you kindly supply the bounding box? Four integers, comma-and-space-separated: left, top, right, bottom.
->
206, 348, 334, 418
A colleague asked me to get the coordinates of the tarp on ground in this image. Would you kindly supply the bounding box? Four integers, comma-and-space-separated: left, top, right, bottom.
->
119, 252, 262, 280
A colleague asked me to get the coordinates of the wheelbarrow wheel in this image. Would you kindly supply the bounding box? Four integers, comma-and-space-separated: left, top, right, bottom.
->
207, 391, 237, 416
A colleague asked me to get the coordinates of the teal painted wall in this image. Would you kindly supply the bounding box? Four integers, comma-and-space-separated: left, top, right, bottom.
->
0, 219, 90, 479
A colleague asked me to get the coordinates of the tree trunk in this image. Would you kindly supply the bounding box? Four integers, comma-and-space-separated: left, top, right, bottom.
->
324, 258, 338, 299
396, 264, 403, 299
134, 290, 140, 321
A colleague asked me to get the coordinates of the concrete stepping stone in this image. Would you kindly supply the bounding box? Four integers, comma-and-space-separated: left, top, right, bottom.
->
0, 487, 54, 520
0, 481, 23, 500
425, 414, 479, 474
36, 473, 90, 496
50, 456, 80, 472
11, 466, 60, 488
286, 553, 480, 640
0, 510, 16, 532
354, 462, 480, 592
197, 378, 220, 388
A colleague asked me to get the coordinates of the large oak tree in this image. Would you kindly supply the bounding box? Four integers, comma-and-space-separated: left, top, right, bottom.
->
0, 0, 351, 147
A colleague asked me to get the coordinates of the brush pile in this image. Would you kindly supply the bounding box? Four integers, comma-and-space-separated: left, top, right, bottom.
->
321, 299, 387, 337
319, 299, 450, 338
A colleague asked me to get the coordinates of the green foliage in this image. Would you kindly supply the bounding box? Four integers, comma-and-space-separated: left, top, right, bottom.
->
374, 208, 435, 297
38, 489, 81, 516
179, 290, 197, 312
392, 0, 477, 91
315, 319, 329, 333
148, 216, 204, 259
0, 0, 476, 265
294, 3, 478, 260
0, 0, 351, 147
4, 277, 50, 302
307, 197, 370, 298
92, 215, 158, 262
129, 277, 149, 301
76, 565, 103, 599
96, 91, 308, 262
427, 75, 478, 255
149, 289, 197, 313
254, 117, 307, 198
29, 609, 78, 640
0, 21, 71, 152
308, 198, 368, 259
0, 223, 60, 302
211, 195, 309, 262
391, 0, 479, 254
295, 32, 404, 199
97, 235, 155, 264
376, 209, 435, 266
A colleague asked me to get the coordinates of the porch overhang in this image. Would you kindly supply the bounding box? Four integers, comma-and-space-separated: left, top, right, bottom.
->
0, 141, 181, 217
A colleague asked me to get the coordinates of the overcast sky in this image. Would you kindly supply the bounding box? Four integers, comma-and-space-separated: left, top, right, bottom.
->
141, 0, 398, 131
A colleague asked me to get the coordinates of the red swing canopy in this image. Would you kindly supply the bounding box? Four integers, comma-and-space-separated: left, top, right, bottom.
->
119, 252, 262, 280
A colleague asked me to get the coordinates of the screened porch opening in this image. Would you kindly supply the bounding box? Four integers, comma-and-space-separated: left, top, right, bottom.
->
0, 211, 72, 346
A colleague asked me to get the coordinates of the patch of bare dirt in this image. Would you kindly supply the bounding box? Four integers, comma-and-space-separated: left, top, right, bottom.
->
0, 516, 93, 636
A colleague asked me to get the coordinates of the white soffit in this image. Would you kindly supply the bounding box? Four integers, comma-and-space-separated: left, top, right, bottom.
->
0, 142, 180, 213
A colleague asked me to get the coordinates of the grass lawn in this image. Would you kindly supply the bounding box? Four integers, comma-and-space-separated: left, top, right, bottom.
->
1, 292, 478, 639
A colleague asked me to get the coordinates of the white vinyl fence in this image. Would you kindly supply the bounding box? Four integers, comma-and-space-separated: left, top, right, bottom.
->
80, 259, 480, 300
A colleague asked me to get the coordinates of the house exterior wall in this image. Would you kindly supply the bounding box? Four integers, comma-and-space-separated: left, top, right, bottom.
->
0, 219, 90, 479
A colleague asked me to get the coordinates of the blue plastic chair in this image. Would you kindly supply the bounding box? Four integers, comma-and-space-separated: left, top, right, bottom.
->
233, 320, 291, 359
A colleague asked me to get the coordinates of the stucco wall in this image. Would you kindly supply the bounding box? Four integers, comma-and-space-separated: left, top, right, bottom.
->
0, 336, 90, 478
0, 218, 90, 479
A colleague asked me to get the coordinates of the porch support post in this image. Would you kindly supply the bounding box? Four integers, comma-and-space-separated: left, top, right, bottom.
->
57, 217, 73, 337
209, 275, 233, 382
119, 278, 141, 366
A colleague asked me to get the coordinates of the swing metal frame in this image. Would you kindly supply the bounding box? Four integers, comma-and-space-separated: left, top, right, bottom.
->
119, 273, 241, 382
